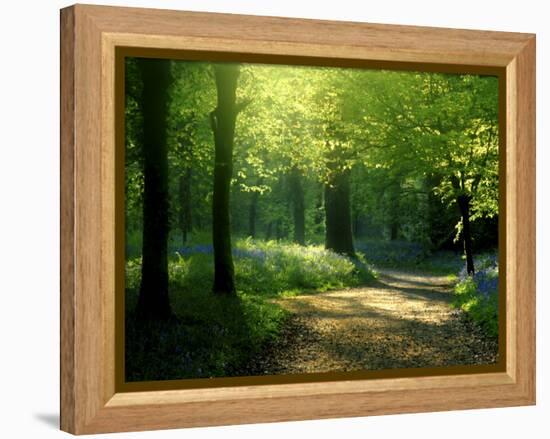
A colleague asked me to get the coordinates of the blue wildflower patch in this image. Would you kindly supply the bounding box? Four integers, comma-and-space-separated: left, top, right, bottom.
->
453, 252, 499, 337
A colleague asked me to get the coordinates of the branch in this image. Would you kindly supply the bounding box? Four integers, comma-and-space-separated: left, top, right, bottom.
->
236, 98, 252, 114
450, 175, 461, 191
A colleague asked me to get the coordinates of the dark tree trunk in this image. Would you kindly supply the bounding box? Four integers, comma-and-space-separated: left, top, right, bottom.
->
289, 167, 305, 245
248, 177, 263, 238
457, 194, 475, 275
314, 186, 324, 235
388, 183, 400, 241
427, 174, 457, 250
352, 210, 360, 237
265, 221, 273, 240
210, 65, 241, 295
136, 58, 173, 320
324, 169, 355, 257
248, 190, 259, 238
178, 169, 192, 246
275, 219, 282, 241
390, 222, 399, 241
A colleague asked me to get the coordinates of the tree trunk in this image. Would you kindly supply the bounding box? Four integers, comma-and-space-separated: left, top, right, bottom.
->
275, 219, 282, 241
325, 169, 355, 257
248, 190, 259, 238
314, 186, 324, 235
265, 221, 273, 240
289, 167, 305, 245
388, 183, 399, 241
352, 210, 359, 238
427, 174, 457, 250
178, 169, 192, 246
211, 65, 241, 295
457, 194, 475, 275
247, 177, 263, 238
136, 58, 173, 320
390, 222, 399, 241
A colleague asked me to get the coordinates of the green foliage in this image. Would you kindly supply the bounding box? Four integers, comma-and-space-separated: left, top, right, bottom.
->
126, 58, 499, 254
125, 239, 375, 380
124, 57, 500, 378
125, 291, 286, 381
233, 238, 375, 295
127, 239, 375, 299
453, 279, 498, 338
356, 239, 468, 275
452, 255, 499, 338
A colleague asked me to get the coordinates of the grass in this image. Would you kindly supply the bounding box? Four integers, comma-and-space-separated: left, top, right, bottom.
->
125, 292, 286, 381
125, 235, 499, 381
451, 253, 499, 338
125, 238, 375, 381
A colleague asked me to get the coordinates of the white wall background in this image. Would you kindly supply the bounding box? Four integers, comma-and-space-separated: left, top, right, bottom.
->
0, 0, 546, 437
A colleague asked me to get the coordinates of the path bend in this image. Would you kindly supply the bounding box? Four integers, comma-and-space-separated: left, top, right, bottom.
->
249, 268, 498, 375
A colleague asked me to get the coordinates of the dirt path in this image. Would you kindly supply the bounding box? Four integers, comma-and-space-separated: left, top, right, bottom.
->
248, 268, 498, 375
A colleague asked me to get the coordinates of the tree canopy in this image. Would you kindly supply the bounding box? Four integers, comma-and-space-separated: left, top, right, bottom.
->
125, 58, 499, 311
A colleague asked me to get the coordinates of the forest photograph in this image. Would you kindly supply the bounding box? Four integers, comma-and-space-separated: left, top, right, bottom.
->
124, 57, 500, 383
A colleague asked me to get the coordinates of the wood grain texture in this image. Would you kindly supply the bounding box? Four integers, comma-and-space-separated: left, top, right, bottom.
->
83, 4, 530, 66
60, 6, 75, 433
85, 383, 530, 434
75, 8, 104, 429
505, 57, 518, 382
512, 38, 536, 398
60, 4, 536, 434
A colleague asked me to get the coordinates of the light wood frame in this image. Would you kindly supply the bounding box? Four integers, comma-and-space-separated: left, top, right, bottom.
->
60, 4, 536, 434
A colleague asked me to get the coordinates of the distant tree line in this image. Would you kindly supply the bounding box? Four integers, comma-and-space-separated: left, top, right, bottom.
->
125, 58, 499, 319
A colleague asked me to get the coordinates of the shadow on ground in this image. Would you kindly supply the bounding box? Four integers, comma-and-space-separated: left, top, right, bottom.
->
34, 413, 59, 430
244, 268, 498, 375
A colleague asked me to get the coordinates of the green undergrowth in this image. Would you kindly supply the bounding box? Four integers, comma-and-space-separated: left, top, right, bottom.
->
125, 238, 375, 381
356, 240, 464, 275
452, 254, 499, 338
125, 291, 287, 381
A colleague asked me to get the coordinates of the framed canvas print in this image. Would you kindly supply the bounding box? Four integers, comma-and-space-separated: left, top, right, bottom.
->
60, 4, 536, 435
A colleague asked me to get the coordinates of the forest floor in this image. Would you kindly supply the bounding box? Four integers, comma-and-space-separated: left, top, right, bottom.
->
244, 268, 498, 375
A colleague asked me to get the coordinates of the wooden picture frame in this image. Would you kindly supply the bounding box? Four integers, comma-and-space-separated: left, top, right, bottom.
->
60, 4, 536, 434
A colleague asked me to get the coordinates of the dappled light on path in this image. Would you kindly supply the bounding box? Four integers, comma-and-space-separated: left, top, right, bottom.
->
249, 269, 497, 375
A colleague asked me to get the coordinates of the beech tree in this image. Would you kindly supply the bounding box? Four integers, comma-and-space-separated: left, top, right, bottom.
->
135, 58, 173, 320
124, 59, 499, 311
210, 64, 247, 295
